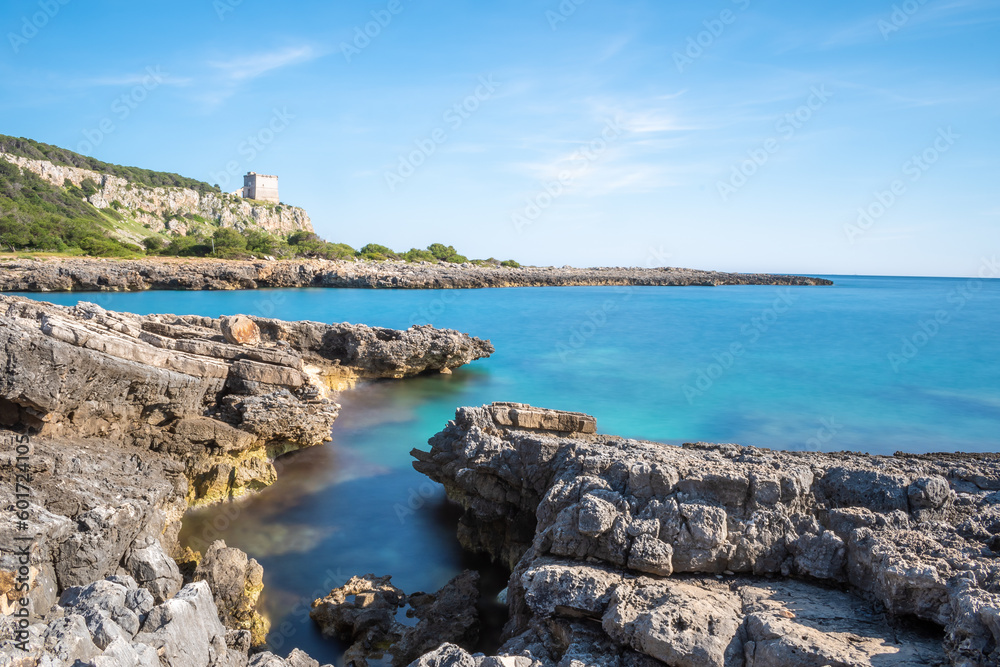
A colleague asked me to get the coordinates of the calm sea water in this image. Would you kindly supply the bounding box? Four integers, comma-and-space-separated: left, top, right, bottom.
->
14, 276, 1000, 661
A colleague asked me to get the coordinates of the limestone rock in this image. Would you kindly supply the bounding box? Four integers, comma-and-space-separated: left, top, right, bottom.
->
0, 256, 833, 293
221, 315, 262, 346
132, 581, 237, 667
408, 404, 995, 667
122, 538, 183, 603
193, 541, 267, 645
311, 571, 481, 667
0, 294, 491, 504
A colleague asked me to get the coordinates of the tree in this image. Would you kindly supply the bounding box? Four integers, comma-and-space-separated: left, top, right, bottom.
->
358, 243, 398, 261
403, 248, 435, 263
427, 243, 456, 261
212, 227, 247, 255
142, 236, 166, 252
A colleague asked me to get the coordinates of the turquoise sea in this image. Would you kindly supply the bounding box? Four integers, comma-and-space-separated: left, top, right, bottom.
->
15, 276, 1000, 662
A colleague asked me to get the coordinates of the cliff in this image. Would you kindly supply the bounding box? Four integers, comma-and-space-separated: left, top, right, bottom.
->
0, 257, 834, 292
0, 153, 312, 243
0, 295, 493, 507
410, 403, 1000, 667
0, 296, 493, 665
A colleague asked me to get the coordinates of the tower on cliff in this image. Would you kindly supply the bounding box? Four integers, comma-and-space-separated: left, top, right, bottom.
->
242, 172, 279, 204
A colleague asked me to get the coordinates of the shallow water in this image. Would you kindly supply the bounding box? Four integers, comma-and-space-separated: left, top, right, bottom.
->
15, 276, 1000, 662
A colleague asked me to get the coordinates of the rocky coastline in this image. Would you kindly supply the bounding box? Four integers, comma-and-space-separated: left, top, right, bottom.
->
6, 298, 1000, 666
0, 296, 492, 665
0, 257, 833, 293
405, 403, 1000, 667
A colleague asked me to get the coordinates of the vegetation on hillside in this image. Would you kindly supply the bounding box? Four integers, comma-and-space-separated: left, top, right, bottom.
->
145, 230, 520, 267
0, 158, 141, 257
0, 134, 219, 195
0, 146, 522, 267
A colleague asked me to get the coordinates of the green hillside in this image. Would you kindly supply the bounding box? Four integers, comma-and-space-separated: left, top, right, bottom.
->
0, 134, 219, 195
0, 156, 141, 256
0, 134, 519, 266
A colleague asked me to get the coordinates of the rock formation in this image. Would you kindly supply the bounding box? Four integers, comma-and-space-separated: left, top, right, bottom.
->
0, 295, 492, 665
0, 257, 834, 293
1, 576, 331, 667
310, 571, 480, 667
0, 294, 494, 504
0, 153, 313, 241
410, 403, 1000, 666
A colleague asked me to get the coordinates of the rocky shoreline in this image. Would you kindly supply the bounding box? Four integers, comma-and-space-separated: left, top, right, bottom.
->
0, 258, 833, 292
6, 298, 999, 667
402, 403, 1000, 667
0, 296, 492, 665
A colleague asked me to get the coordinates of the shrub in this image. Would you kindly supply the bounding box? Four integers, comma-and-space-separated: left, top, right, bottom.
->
358, 243, 399, 261
403, 248, 436, 263
80, 178, 99, 198
212, 227, 247, 255
164, 235, 210, 257
142, 236, 166, 252
427, 243, 457, 261
501, 260, 521, 268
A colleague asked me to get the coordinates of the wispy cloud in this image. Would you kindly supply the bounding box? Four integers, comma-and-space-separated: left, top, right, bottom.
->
85, 70, 192, 87
822, 0, 1000, 47
208, 45, 324, 83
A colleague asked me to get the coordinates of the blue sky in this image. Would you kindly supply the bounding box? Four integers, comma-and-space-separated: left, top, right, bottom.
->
1, 0, 998, 276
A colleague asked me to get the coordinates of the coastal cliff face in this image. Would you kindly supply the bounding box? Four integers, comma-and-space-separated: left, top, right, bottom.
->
0, 153, 312, 241
0, 297, 492, 666
0, 257, 834, 293
0, 295, 494, 506
411, 403, 1000, 667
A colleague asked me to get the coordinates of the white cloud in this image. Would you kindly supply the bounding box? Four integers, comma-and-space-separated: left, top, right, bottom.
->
208, 45, 323, 83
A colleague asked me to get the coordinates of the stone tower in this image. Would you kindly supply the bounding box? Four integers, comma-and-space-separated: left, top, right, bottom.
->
242, 172, 279, 204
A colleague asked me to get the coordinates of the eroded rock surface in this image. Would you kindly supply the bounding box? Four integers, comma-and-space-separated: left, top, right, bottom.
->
0, 295, 490, 666
410, 403, 1000, 666
1, 577, 333, 667
0, 295, 493, 503
310, 571, 480, 667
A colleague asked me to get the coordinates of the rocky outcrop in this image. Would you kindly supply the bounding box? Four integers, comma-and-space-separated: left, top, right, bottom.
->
0, 257, 834, 293
0, 294, 493, 504
193, 541, 267, 646
310, 571, 480, 667
0, 295, 491, 666
0, 153, 312, 241
1, 576, 332, 667
411, 403, 1000, 666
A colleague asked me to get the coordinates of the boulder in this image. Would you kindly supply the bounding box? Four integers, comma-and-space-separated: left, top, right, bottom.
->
221, 315, 262, 346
